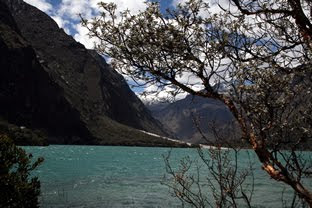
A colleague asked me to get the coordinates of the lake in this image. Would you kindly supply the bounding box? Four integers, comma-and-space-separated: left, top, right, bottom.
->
23, 145, 312, 208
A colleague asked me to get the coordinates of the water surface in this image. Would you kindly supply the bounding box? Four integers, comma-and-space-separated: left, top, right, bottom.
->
23, 145, 312, 208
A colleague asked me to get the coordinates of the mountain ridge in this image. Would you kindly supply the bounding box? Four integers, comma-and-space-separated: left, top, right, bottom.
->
0, 0, 187, 147
149, 94, 238, 144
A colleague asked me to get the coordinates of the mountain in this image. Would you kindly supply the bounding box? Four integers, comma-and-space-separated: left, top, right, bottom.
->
0, 0, 188, 147
149, 94, 238, 144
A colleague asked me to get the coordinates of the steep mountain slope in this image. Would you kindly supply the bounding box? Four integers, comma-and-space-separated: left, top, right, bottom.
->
0, 1, 92, 144
0, 0, 181, 146
149, 95, 237, 144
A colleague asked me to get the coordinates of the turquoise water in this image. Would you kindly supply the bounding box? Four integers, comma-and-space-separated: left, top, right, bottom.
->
23, 145, 312, 208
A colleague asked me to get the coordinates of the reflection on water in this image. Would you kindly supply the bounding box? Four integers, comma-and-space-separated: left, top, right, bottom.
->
23, 145, 312, 208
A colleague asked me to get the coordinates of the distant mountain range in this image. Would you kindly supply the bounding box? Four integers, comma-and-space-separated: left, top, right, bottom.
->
148, 94, 238, 144
148, 78, 311, 150
0, 0, 189, 147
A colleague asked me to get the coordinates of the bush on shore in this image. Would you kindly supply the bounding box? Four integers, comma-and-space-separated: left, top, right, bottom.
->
0, 134, 43, 208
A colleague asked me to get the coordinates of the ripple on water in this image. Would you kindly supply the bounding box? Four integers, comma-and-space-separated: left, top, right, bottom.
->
22, 145, 312, 208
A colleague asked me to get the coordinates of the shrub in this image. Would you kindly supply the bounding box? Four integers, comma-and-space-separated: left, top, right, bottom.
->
0, 134, 43, 208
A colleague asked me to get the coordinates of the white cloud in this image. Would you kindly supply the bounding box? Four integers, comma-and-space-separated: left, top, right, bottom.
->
92, 0, 147, 14
58, 0, 93, 21
138, 84, 188, 104
172, 0, 236, 16
26, 0, 149, 62
50, 15, 74, 35
53, 0, 148, 49
73, 24, 99, 49
51, 15, 65, 28
24, 0, 52, 13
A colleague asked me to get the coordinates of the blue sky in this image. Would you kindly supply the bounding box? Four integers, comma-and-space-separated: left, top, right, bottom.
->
45, 0, 174, 11
23, 0, 188, 101
23, 0, 227, 50
23, 0, 227, 102
24, 0, 178, 48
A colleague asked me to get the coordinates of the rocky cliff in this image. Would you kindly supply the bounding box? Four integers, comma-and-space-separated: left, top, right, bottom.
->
0, 0, 180, 146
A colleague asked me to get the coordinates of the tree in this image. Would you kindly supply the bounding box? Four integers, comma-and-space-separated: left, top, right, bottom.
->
0, 134, 43, 208
162, 123, 255, 207
81, 0, 312, 206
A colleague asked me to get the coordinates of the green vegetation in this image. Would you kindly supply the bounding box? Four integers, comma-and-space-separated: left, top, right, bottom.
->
0, 134, 43, 208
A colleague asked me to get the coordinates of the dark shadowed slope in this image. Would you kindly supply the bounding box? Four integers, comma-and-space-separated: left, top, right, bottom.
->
0, 0, 184, 146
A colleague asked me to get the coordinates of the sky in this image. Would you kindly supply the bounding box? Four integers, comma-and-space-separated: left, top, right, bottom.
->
22, 0, 228, 102
23, 0, 183, 101
23, 0, 177, 49
22, 0, 228, 52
